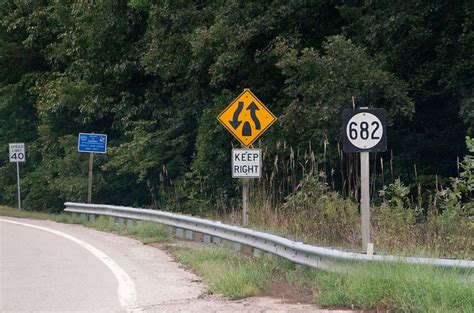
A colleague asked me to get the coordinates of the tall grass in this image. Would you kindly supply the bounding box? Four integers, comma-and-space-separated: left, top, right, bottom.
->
173, 244, 474, 312
243, 139, 474, 259
172, 246, 277, 299
298, 263, 474, 312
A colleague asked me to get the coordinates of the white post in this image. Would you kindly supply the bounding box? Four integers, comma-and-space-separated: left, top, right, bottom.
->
16, 162, 21, 210
242, 178, 249, 227
360, 151, 370, 251
87, 153, 93, 204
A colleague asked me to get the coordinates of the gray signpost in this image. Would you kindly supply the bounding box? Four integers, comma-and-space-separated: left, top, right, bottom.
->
342, 108, 387, 252
232, 148, 262, 226
78, 133, 107, 204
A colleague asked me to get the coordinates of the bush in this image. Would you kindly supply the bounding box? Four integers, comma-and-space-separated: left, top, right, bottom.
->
280, 173, 360, 245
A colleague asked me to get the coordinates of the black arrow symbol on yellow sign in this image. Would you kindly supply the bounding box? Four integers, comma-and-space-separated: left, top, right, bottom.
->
247, 101, 261, 130
229, 101, 243, 129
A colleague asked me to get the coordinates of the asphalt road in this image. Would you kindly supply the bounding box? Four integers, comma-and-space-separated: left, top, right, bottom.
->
0, 217, 345, 312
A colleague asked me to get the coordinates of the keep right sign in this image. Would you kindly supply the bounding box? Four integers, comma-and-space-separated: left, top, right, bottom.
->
232, 148, 262, 178
342, 108, 387, 153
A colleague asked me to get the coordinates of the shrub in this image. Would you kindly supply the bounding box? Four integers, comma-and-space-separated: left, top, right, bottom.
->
280, 173, 360, 245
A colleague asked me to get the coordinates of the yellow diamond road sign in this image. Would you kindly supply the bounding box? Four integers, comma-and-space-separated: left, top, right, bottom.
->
218, 89, 277, 147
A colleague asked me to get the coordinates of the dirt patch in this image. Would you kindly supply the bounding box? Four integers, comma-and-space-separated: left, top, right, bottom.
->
258, 280, 314, 305
149, 240, 317, 305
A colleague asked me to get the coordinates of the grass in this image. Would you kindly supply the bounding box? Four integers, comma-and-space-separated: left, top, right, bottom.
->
0, 205, 70, 222
291, 263, 474, 313
171, 246, 280, 299
88, 216, 169, 244
172, 244, 473, 312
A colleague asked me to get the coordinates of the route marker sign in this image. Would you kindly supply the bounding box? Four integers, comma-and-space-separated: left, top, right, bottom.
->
232, 149, 262, 178
217, 89, 277, 147
9, 143, 25, 162
342, 108, 387, 153
342, 107, 387, 252
78, 133, 107, 153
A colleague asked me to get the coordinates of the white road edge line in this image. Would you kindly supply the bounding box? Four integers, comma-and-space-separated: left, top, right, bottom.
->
0, 219, 139, 312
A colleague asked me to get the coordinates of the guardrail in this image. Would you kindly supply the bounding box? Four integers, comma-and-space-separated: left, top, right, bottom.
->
64, 202, 474, 271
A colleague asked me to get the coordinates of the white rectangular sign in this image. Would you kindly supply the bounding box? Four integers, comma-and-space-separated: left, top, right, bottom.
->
9, 143, 25, 163
232, 148, 261, 178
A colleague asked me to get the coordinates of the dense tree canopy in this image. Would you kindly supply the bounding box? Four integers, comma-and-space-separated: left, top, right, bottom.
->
0, 0, 472, 212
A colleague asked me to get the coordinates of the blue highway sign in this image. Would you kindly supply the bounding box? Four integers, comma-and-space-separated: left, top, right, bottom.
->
78, 133, 107, 153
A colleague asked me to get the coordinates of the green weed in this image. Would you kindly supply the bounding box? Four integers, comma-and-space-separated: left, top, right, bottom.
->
172, 246, 277, 299
292, 262, 473, 312
173, 243, 473, 311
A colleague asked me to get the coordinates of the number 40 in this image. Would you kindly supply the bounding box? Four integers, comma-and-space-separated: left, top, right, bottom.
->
11, 153, 24, 160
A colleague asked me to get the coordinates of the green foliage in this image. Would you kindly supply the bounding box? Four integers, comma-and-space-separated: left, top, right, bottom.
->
372, 173, 472, 258
441, 137, 474, 212
340, 1, 472, 177
379, 179, 410, 209
281, 173, 360, 245
0, 0, 472, 222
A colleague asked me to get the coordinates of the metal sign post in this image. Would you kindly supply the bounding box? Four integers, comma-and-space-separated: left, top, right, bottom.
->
232, 148, 262, 227
87, 153, 93, 204
78, 133, 107, 204
9, 143, 26, 210
218, 89, 276, 227
16, 162, 21, 210
242, 179, 250, 227
342, 108, 387, 252
360, 151, 370, 249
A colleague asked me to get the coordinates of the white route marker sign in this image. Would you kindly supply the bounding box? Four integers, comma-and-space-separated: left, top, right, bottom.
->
232, 149, 261, 178
342, 109, 387, 153
342, 108, 387, 252
9, 143, 25, 162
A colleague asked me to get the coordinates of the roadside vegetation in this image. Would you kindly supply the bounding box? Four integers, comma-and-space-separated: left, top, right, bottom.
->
173, 246, 473, 312
0, 205, 70, 222
219, 136, 472, 260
